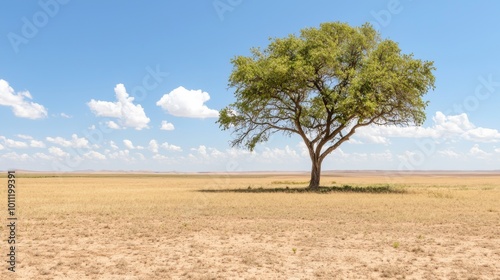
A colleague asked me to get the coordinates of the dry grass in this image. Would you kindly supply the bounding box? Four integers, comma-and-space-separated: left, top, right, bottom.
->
1, 171, 499, 279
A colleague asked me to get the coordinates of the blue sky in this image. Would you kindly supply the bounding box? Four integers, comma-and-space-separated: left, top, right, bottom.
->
1, 0, 499, 172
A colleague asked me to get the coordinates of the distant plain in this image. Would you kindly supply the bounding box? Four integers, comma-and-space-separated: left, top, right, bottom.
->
1, 171, 499, 279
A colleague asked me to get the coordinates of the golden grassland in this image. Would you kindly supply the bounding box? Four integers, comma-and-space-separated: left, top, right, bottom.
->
0, 171, 499, 279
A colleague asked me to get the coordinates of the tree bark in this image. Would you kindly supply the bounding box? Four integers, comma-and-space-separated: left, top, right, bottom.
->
308, 157, 321, 189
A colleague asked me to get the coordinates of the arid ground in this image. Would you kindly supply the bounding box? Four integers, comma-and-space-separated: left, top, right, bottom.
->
1, 171, 499, 279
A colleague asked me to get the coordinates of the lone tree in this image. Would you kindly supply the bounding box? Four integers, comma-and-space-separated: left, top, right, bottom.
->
218, 22, 435, 189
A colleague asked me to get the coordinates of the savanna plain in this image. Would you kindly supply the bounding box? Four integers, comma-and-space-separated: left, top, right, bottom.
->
1, 171, 499, 279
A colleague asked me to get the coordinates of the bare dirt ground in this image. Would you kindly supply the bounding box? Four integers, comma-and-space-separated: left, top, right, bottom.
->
1, 171, 499, 279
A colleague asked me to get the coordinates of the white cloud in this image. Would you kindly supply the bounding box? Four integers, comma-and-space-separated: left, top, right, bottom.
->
191, 145, 208, 157
495, 148, 500, 153
17, 134, 33, 140
156, 86, 219, 118
49, 147, 69, 158
0, 136, 29, 148
261, 146, 299, 160
30, 140, 45, 148
463, 127, 500, 143
0, 79, 48, 119
370, 150, 393, 161
226, 147, 255, 158
468, 144, 491, 159
433, 112, 475, 135
109, 141, 119, 150
189, 145, 228, 160
355, 112, 500, 144
106, 121, 121, 130
1, 152, 31, 161
396, 150, 421, 164
123, 139, 135, 150
88, 84, 150, 130
160, 120, 175, 131
148, 140, 159, 153
33, 152, 52, 160
121, 140, 144, 151
210, 148, 224, 158
135, 153, 146, 161
161, 142, 182, 152
355, 129, 391, 145
297, 142, 309, 158
106, 149, 131, 161
438, 149, 462, 159
153, 154, 169, 160
84, 151, 106, 160
347, 138, 363, 145
0, 143, 3, 150
60, 113, 72, 118
46, 134, 89, 148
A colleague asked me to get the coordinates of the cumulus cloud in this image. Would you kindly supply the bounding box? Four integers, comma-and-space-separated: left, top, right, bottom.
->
261, 146, 299, 160
30, 140, 45, 148
355, 131, 391, 145
153, 154, 169, 160
0, 143, 4, 150
123, 139, 135, 150
433, 112, 474, 134
148, 140, 159, 153
190, 145, 227, 159
106, 149, 131, 161
463, 127, 500, 143
156, 86, 219, 118
109, 141, 119, 150
49, 147, 69, 158
161, 142, 182, 152
468, 144, 491, 159
5, 140, 28, 149
33, 152, 52, 160
88, 84, 150, 130
355, 112, 500, 144
370, 150, 393, 161
0, 79, 48, 119
135, 153, 146, 161
0, 136, 28, 148
84, 151, 106, 160
160, 120, 175, 131
17, 134, 33, 140
438, 149, 462, 159
1, 152, 31, 161
191, 145, 208, 156
46, 134, 89, 148
106, 121, 121, 130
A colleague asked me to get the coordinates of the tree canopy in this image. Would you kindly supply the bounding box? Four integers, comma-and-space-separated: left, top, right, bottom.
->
218, 22, 435, 189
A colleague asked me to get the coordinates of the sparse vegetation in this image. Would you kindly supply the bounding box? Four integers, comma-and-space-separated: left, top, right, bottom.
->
271, 180, 309, 185
201, 185, 406, 194
3, 171, 499, 279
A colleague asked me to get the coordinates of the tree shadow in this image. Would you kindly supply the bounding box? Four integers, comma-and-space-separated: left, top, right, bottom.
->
198, 185, 406, 194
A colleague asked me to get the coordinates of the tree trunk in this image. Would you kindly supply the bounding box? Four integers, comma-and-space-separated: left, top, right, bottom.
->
308, 158, 321, 189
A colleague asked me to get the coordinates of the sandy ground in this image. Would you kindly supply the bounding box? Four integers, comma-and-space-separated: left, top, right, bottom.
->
1, 171, 499, 279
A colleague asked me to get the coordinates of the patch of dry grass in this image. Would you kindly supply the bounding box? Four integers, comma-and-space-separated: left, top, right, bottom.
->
0, 171, 499, 279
